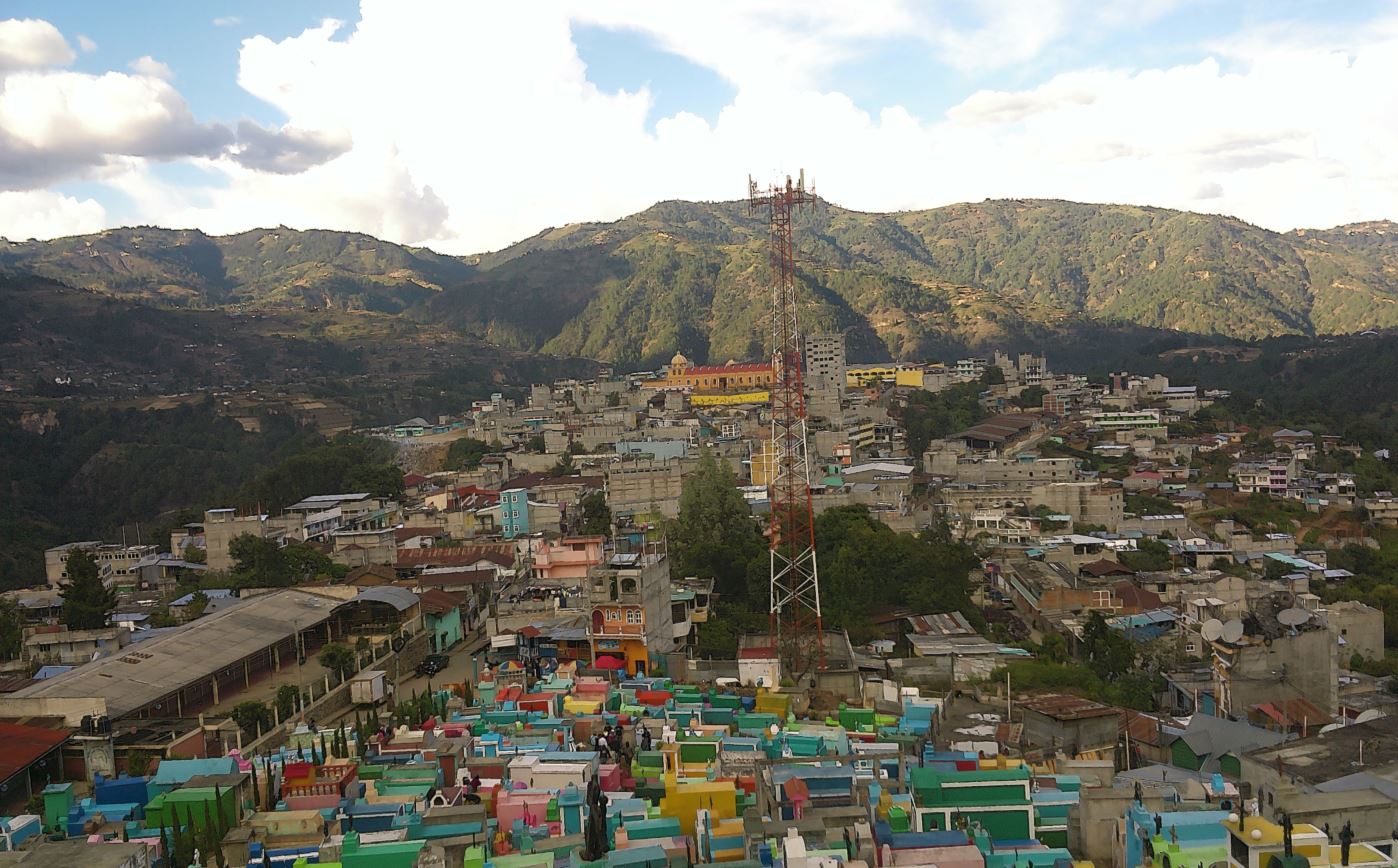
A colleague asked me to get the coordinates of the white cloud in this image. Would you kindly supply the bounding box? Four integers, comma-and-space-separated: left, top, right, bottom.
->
6, 3, 1398, 249
0, 189, 105, 240
76, 34, 97, 53
0, 18, 74, 71
128, 55, 174, 80
212, 16, 241, 28
0, 68, 232, 189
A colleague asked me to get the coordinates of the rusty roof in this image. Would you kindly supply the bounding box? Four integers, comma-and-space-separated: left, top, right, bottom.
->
1018, 693, 1121, 721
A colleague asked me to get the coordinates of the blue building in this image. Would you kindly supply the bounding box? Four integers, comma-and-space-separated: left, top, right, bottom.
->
500, 488, 530, 539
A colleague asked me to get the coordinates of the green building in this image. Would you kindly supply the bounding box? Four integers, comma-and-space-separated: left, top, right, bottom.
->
908, 767, 1035, 840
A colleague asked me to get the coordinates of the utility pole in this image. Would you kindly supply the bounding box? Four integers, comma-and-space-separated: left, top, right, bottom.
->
749, 170, 823, 681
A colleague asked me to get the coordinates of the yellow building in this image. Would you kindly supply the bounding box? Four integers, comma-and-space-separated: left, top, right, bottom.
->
647, 354, 774, 392
846, 364, 927, 389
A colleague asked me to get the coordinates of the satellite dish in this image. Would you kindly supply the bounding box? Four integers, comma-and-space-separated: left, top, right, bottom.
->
1221, 620, 1245, 644
1355, 709, 1385, 724
1201, 619, 1224, 642
1277, 608, 1311, 627
1319, 723, 1344, 734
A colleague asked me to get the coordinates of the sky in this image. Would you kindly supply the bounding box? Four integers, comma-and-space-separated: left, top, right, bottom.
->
2, 1, 1397, 253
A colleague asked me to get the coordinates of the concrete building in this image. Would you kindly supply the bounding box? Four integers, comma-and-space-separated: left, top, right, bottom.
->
1323, 600, 1385, 663
586, 551, 674, 676
189, 509, 279, 573
1018, 694, 1121, 755
529, 535, 605, 582
804, 333, 846, 425
43, 543, 156, 589
925, 450, 1080, 484
605, 458, 692, 522
1213, 625, 1338, 717
1241, 715, 1398, 842
1089, 409, 1163, 431
1031, 482, 1124, 531
23, 626, 129, 666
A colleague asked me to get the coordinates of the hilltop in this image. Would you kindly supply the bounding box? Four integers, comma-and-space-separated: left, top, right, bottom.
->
4, 200, 1398, 368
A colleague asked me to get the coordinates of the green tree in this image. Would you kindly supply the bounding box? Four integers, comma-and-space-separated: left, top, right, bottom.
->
578, 490, 612, 537
443, 437, 491, 471
667, 451, 767, 603
182, 543, 206, 564
228, 534, 286, 585
1080, 611, 1137, 681
1119, 539, 1172, 572
1017, 385, 1047, 409
125, 749, 153, 777
184, 590, 210, 621
230, 701, 273, 737
275, 683, 300, 720
318, 642, 357, 678
60, 549, 117, 630
281, 543, 339, 583
549, 452, 576, 477
0, 598, 23, 660
898, 383, 989, 458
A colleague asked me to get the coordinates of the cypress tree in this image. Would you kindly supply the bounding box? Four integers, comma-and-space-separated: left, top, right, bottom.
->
265, 755, 277, 810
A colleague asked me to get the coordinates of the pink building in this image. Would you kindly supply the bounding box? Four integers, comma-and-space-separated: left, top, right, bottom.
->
530, 536, 605, 581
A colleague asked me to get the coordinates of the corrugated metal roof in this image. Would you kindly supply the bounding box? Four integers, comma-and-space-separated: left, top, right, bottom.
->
0, 722, 69, 782
345, 585, 419, 612
11, 589, 339, 719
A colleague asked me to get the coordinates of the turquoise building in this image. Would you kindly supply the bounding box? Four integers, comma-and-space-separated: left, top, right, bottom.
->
501, 489, 529, 539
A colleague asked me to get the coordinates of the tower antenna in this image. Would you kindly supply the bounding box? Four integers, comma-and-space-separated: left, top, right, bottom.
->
748, 170, 824, 679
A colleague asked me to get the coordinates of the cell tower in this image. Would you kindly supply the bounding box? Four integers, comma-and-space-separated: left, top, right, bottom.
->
748, 169, 824, 679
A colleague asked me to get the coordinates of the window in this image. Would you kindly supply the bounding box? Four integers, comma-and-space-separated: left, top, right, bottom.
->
1185, 644, 1197, 653
621, 578, 637, 593
606, 609, 619, 621
626, 609, 642, 624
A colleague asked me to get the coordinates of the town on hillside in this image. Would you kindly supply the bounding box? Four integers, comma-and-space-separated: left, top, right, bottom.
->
0, 333, 1393, 868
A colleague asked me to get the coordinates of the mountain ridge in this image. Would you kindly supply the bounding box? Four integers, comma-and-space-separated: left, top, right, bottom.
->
4, 199, 1398, 366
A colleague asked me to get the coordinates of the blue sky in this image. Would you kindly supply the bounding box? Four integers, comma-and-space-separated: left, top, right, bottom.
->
1, 1, 1396, 251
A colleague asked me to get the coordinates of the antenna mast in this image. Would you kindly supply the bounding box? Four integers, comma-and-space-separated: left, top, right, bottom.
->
748, 170, 824, 679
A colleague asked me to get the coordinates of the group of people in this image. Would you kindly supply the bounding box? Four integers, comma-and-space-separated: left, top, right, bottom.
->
592, 722, 643, 768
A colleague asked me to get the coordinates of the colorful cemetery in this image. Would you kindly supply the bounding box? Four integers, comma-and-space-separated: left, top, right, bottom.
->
20, 659, 1395, 868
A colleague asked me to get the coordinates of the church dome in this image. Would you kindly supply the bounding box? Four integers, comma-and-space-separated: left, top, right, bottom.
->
670, 352, 690, 367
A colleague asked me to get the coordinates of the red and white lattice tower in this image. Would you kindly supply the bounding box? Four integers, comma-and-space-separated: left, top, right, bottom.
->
748, 170, 824, 679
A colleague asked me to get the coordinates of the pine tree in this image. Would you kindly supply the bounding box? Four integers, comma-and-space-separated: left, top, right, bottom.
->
59, 549, 118, 630
249, 762, 260, 812
202, 799, 217, 859
159, 821, 171, 866
265, 755, 277, 810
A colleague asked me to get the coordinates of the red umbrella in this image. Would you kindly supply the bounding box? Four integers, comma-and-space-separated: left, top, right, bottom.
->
593, 655, 626, 670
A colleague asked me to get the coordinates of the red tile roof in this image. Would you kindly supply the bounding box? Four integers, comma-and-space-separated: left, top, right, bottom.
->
0, 722, 70, 782
396, 546, 514, 570
417, 589, 464, 616
681, 363, 772, 375
394, 527, 443, 544
408, 569, 496, 589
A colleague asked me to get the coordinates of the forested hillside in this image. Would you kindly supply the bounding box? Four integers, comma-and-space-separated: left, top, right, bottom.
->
0, 401, 403, 590
4, 201, 1397, 369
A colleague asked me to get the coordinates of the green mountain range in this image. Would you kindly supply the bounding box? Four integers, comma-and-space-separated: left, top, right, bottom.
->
4, 199, 1397, 368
